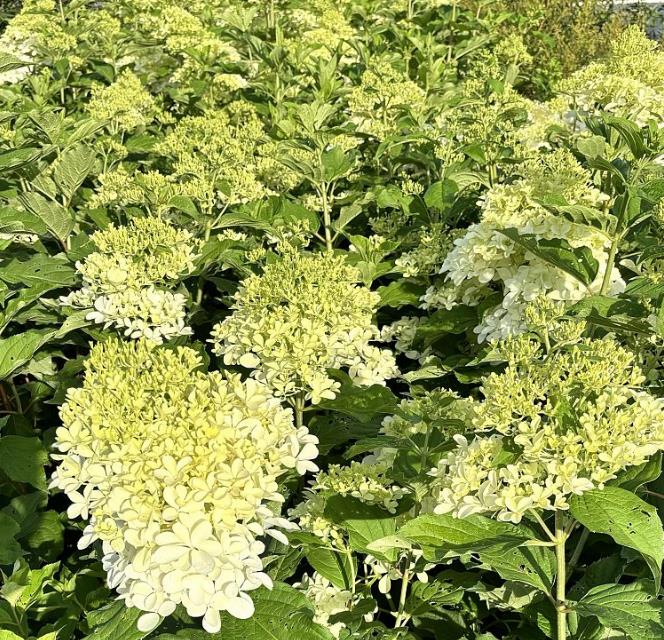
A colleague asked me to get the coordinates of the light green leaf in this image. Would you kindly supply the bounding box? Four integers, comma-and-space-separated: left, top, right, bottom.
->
377, 280, 426, 308
17, 192, 74, 244
0, 330, 58, 380
576, 581, 664, 640
53, 144, 96, 200
317, 376, 399, 423
306, 546, 355, 590
0, 436, 48, 489
500, 229, 599, 286
0, 254, 76, 288
569, 487, 664, 585
399, 514, 555, 593
0, 147, 41, 172
84, 601, 148, 640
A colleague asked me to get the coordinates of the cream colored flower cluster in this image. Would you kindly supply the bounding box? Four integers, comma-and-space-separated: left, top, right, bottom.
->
155, 104, 299, 210
294, 573, 359, 639
51, 338, 319, 633
430, 337, 664, 523
348, 58, 427, 139
86, 70, 163, 132
558, 26, 664, 126
0, 0, 76, 84
432, 149, 624, 342
311, 461, 409, 513
210, 250, 398, 404
60, 216, 197, 343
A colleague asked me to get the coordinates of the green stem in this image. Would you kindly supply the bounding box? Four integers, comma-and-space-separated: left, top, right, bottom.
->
555, 512, 568, 640
293, 392, 305, 429
319, 183, 333, 252
600, 233, 621, 295
394, 561, 411, 628
567, 528, 589, 580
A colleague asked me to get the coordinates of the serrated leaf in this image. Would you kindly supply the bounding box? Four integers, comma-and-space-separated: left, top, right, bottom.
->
306, 546, 355, 590
0, 147, 41, 171
0, 254, 76, 288
317, 376, 399, 423
164, 584, 335, 640
84, 601, 148, 640
17, 192, 74, 244
377, 280, 426, 308
53, 144, 96, 200
569, 488, 664, 586
399, 514, 555, 592
0, 436, 48, 489
576, 581, 664, 640
500, 229, 599, 286
0, 330, 55, 380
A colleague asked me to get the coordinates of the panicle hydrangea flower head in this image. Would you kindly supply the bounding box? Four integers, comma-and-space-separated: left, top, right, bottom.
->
86, 70, 163, 132
51, 338, 319, 633
0, 0, 76, 84
61, 216, 198, 343
435, 149, 624, 342
294, 572, 361, 639
348, 57, 427, 139
210, 250, 398, 403
558, 26, 664, 125
430, 335, 664, 523
155, 104, 297, 209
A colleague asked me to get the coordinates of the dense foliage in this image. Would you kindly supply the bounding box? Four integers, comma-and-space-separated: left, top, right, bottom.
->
1, 1, 664, 640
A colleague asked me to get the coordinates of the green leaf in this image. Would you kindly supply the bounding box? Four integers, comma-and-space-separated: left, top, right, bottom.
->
84, 601, 148, 640
53, 144, 96, 200
576, 135, 607, 160
569, 488, 664, 585
377, 280, 426, 308
324, 495, 398, 561
0, 52, 28, 75
576, 581, 664, 640
17, 192, 74, 244
321, 147, 352, 182
605, 116, 648, 159
305, 546, 355, 590
0, 436, 48, 490
500, 229, 599, 286
0, 631, 24, 640
0, 512, 22, 564
0, 330, 57, 380
0, 147, 41, 172
414, 306, 477, 347
399, 514, 555, 592
0, 254, 76, 288
317, 376, 399, 423
196, 583, 334, 640
424, 179, 458, 213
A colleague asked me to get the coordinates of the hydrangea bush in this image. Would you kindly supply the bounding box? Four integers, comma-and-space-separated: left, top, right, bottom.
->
1, 2, 664, 640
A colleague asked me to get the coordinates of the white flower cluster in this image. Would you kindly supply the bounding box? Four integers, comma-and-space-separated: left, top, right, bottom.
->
432, 150, 625, 342
210, 250, 398, 404
559, 26, 664, 126
51, 338, 319, 633
61, 216, 197, 343
430, 337, 664, 523
294, 573, 360, 639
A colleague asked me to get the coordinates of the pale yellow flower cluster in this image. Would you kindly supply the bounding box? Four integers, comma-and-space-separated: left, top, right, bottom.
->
210, 250, 398, 404
430, 337, 664, 523
559, 26, 664, 126
311, 461, 409, 513
434, 149, 624, 341
51, 338, 319, 633
86, 70, 163, 132
156, 104, 299, 210
60, 216, 197, 343
348, 58, 427, 139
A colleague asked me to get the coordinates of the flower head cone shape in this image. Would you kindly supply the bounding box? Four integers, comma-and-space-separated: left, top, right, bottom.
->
51, 338, 319, 633
430, 333, 664, 524
436, 149, 624, 342
210, 250, 398, 404
558, 26, 664, 126
60, 215, 198, 343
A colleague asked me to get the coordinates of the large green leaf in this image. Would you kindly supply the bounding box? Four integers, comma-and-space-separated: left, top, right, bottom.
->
17, 192, 74, 244
576, 581, 664, 640
0, 436, 48, 490
0, 330, 55, 380
53, 144, 96, 201
155, 584, 334, 640
84, 601, 148, 640
317, 375, 399, 423
0, 512, 22, 564
305, 546, 355, 590
499, 229, 599, 286
569, 488, 664, 585
399, 514, 555, 593
0, 254, 76, 288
